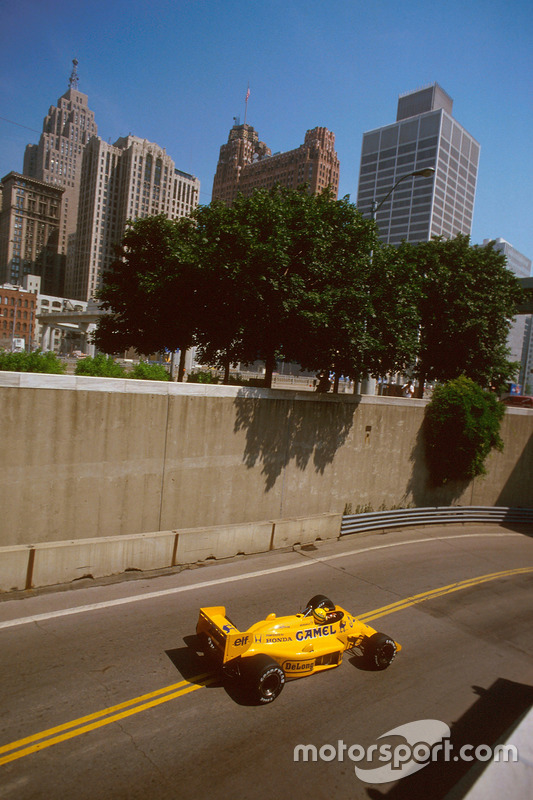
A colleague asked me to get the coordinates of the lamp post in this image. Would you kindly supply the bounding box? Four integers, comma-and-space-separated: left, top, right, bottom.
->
360, 167, 436, 396
370, 167, 436, 220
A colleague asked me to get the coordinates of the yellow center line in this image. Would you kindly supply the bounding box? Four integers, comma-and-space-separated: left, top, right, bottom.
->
1, 565, 531, 766
358, 566, 533, 623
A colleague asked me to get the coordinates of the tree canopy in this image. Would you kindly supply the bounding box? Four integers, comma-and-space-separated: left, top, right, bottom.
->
191, 186, 382, 385
94, 214, 198, 378
95, 189, 524, 391
400, 235, 523, 394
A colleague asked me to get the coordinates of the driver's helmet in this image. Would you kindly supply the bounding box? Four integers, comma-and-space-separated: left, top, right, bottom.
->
313, 606, 328, 625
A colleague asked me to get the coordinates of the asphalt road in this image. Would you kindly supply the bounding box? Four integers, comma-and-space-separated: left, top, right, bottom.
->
1, 524, 532, 800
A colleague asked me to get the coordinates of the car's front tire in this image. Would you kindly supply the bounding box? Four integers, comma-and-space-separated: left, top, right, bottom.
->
364, 632, 397, 670
241, 655, 285, 704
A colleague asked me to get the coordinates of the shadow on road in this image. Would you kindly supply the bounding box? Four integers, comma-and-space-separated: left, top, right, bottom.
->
365, 677, 533, 800
165, 635, 222, 688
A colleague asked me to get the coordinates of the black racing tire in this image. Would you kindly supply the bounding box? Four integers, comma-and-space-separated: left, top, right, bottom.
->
198, 631, 222, 667
304, 594, 335, 615
241, 655, 285, 705
364, 632, 397, 670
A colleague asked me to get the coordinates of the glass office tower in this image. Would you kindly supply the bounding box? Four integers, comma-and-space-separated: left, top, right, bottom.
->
357, 84, 480, 244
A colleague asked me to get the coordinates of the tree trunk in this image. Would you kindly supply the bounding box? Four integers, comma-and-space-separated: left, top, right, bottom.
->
177, 348, 187, 382
415, 369, 426, 399
333, 372, 340, 394
264, 350, 276, 388
223, 356, 230, 385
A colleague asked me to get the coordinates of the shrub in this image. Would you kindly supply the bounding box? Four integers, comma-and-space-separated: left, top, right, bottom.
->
129, 362, 170, 381
187, 370, 219, 384
0, 349, 65, 374
74, 354, 126, 378
423, 376, 505, 485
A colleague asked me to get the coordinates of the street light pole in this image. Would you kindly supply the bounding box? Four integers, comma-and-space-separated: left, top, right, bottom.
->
360, 167, 436, 396
370, 167, 436, 220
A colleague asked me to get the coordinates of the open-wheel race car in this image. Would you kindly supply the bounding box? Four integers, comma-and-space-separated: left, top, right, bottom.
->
196, 594, 401, 704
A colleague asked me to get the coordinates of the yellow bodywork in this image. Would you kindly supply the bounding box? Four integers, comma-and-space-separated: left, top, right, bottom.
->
196, 603, 401, 680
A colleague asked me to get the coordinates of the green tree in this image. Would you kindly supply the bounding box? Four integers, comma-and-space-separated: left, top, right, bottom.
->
423, 376, 505, 485
403, 235, 523, 395
94, 215, 197, 381
192, 186, 383, 387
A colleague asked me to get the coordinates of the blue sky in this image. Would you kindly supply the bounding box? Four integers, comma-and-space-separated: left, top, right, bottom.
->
1, 0, 531, 264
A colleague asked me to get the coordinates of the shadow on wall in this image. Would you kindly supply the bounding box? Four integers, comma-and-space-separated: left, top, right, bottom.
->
497, 431, 533, 507
407, 415, 533, 510
405, 421, 471, 507
233, 391, 358, 491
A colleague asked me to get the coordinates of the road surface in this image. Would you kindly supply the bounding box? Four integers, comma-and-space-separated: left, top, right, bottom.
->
1, 524, 532, 799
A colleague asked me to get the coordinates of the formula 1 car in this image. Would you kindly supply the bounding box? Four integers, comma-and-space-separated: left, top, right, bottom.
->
196, 594, 401, 704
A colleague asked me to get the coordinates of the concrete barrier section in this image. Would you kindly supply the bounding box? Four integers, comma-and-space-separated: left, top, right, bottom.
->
271, 513, 342, 549
0, 513, 342, 591
175, 521, 274, 564
0, 546, 32, 592
30, 531, 177, 589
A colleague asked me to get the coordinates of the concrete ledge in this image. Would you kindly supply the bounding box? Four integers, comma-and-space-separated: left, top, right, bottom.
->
0, 371, 429, 405
0, 513, 342, 592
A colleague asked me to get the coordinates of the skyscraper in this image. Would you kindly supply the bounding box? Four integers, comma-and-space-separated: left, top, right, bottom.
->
0, 172, 63, 293
483, 237, 532, 391
66, 135, 200, 301
357, 84, 480, 244
212, 124, 340, 204
23, 60, 98, 290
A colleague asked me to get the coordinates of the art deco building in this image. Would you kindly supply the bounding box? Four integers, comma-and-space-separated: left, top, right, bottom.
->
66, 135, 200, 301
0, 172, 64, 294
212, 124, 340, 204
23, 60, 98, 287
357, 84, 480, 244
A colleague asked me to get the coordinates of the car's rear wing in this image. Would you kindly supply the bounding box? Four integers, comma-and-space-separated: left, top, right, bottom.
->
197, 606, 253, 663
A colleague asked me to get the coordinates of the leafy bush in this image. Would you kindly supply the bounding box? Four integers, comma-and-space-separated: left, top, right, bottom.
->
423, 376, 505, 485
129, 362, 170, 381
187, 370, 219, 384
0, 349, 65, 374
74, 354, 126, 378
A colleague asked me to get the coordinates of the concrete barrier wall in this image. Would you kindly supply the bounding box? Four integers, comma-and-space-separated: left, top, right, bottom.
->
1, 373, 532, 573
0, 513, 342, 591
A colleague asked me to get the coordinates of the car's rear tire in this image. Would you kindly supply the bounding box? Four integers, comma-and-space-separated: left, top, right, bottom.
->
364, 632, 397, 670
241, 655, 285, 704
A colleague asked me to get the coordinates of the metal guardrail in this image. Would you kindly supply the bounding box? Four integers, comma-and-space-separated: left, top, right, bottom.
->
341, 506, 533, 535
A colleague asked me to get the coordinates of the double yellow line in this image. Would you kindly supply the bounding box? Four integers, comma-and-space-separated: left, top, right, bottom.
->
0, 673, 216, 767
359, 566, 533, 623
1, 566, 531, 766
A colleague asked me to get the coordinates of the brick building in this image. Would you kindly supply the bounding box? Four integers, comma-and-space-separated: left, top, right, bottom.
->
0, 282, 38, 351
212, 124, 340, 204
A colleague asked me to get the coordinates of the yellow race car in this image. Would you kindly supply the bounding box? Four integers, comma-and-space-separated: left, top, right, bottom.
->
196, 594, 401, 704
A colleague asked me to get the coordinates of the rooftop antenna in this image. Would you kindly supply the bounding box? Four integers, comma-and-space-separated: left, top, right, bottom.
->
244, 83, 250, 124
69, 58, 79, 90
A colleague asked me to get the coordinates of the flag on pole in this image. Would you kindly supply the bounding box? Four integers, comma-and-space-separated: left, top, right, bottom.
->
245, 86, 250, 102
